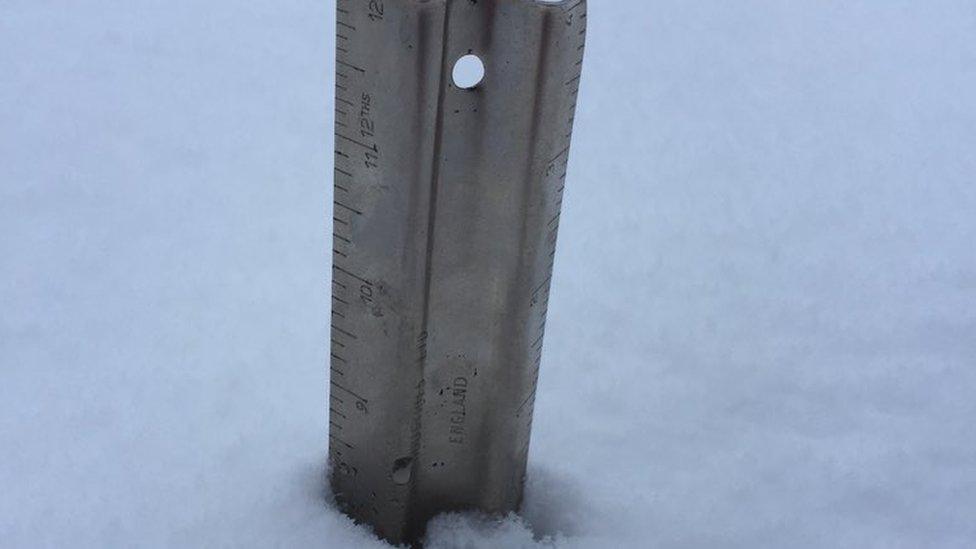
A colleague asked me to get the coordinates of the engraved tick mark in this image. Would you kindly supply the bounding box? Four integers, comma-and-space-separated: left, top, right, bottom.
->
549, 146, 570, 164
332, 325, 359, 340
331, 381, 368, 403
337, 59, 366, 73
329, 433, 354, 450
334, 200, 363, 215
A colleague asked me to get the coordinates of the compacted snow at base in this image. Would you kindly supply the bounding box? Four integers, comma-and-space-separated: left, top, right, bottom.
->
2, 1, 975, 547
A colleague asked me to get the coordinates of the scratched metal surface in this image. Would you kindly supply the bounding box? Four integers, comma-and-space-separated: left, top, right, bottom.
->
329, 0, 586, 543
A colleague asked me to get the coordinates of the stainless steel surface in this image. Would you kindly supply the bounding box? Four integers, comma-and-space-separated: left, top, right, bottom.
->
329, 0, 586, 543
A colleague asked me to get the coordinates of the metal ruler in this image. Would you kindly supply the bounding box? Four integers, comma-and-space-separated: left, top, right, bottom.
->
329, 0, 586, 543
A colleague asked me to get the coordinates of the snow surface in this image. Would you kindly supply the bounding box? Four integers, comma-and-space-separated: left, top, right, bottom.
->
2, 1, 976, 547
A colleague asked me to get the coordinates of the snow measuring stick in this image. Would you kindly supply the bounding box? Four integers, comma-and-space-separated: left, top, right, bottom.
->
329, 0, 586, 543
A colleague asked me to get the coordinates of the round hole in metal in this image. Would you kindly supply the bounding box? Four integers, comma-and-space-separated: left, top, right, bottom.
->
452, 54, 485, 89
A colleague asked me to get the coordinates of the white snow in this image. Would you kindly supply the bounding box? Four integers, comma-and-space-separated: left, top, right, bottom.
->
2, 1, 975, 547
